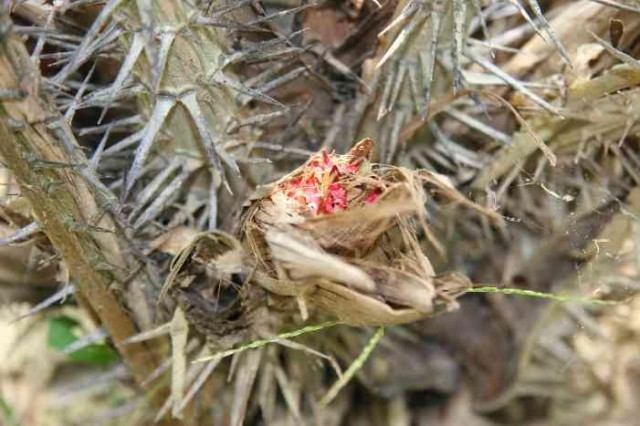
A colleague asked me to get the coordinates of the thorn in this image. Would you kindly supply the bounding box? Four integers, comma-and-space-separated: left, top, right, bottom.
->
0, 88, 27, 101
407, 59, 424, 114
221, 44, 302, 69
452, 0, 468, 93
46, 119, 80, 156
524, 0, 573, 67
26, 155, 84, 171
191, 16, 261, 32
386, 110, 406, 163
247, 5, 312, 26
141, 358, 172, 387
30, 2, 57, 63
61, 328, 109, 355
176, 358, 222, 415
90, 126, 111, 169
377, 65, 395, 120
180, 90, 239, 174
209, 173, 218, 231
81, 84, 146, 110
65, 62, 97, 124
378, 0, 420, 39
135, 0, 156, 71
151, 31, 177, 93
421, 4, 443, 117
312, 45, 370, 90
224, 29, 306, 72
123, 95, 176, 199
128, 158, 183, 221
588, 0, 640, 13
102, 129, 144, 157
226, 109, 290, 133
98, 32, 145, 124
240, 66, 305, 105
67, 219, 114, 234
77, 115, 143, 137
0, 222, 41, 247
445, 107, 512, 146
53, 0, 126, 84
211, 71, 285, 108
470, 0, 493, 58
589, 30, 640, 70
465, 52, 561, 115
131, 169, 188, 231
11, 284, 76, 324
121, 322, 171, 345
376, 13, 425, 71
389, 60, 407, 112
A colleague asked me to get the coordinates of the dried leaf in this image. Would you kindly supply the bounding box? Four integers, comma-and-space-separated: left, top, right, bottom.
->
230, 348, 263, 426
266, 230, 376, 293
170, 308, 188, 418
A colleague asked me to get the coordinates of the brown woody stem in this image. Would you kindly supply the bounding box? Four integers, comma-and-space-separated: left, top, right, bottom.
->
0, 17, 159, 386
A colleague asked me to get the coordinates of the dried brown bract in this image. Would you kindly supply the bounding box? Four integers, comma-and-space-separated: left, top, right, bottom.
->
241, 138, 471, 326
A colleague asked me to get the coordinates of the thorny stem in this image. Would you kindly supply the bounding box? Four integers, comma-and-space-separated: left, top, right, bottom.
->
0, 17, 161, 388
115, 0, 242, 200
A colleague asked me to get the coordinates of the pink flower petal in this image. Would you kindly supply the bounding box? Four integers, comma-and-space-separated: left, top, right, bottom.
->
364, 191, 380, 204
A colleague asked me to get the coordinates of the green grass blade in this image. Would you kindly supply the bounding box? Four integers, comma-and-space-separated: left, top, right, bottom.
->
320, 326, 385, 406
468, 286, 617, 306
193, 321, 342, 364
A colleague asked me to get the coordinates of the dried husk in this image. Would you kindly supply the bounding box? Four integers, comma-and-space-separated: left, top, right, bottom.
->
160, 140, 470, 329
240, 139, 470, 326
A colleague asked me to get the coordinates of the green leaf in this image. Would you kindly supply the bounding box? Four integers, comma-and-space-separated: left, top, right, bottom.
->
47, 316, 118, 364
47, 316, 80, 350
0, 395, 17, 426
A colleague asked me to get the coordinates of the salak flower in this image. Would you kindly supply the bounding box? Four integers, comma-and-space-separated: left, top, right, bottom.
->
241, 138, 470, 327
273, 139, 382, 217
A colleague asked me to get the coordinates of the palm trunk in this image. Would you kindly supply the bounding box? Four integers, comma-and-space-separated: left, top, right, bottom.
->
0, 16, 161, 387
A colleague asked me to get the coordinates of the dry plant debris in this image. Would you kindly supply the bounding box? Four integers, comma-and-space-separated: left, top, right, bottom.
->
1, 0, 640, 425
242, 138, 471, 326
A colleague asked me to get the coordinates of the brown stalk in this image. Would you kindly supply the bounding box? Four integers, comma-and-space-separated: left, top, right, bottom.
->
0, 17, 160, 387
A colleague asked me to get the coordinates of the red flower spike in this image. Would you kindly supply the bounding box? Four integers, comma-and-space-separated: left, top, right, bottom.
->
364, 190, 381, 205
274, 145, 373, 216
322, 150, 333, 168
324, 183, 347, 213
340, 159, 362, 174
